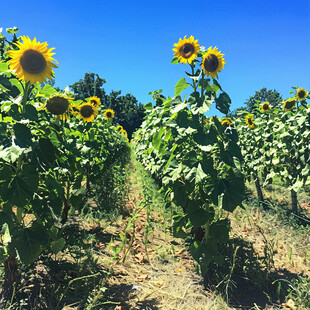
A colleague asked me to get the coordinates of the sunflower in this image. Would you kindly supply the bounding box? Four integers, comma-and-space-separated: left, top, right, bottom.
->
78, 103, 98, 122
172, 35, 200, 65
283, 98, 296, 111
221, 119, 231, 127
123, 130, 128, 136
201, 46, 225, 79
104, 109, 115, 120
260, 101, 270, 112
7, 36, 58, 84
245, 114, 255, 129
116, 125, 123, 132
89, 96, 101, 107
46, 95, 70, 115
295, 88, 308, 100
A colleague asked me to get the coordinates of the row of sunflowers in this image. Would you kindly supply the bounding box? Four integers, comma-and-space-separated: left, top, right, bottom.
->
134, 36, 245, 275
0, 27, 131, 298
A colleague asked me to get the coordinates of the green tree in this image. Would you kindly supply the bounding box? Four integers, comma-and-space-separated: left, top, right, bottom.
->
70, 73, 145, 139
106, 91, 145, 139
70, 72, 107, 103
244, 87, 282, 111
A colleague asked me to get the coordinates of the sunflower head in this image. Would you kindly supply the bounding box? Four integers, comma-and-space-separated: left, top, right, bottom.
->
123, 130, 128, 136
104, 109, 115, 120
221, 119, 231, 127
283, 98, 296, 111
117, 125, 123, 132
245, 114, 255, 129
295, 88, 308, 101
172, 35, 200, 65
89, 96, 101, 107
201, 46, 225, 79
78, 103, 98, 122
7, 36, 58, 84
260, 102, 270, 112
46, 95, 70, 116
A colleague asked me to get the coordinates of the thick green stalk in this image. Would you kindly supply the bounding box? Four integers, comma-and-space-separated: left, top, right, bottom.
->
21, 81, 31, 114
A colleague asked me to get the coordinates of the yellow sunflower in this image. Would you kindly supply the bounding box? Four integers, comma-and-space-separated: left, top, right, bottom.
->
7, 36, 58, 84
89, 96, 101, 107
221, 119, 231, 127
260, 101, 270, 112
201, 46, 225, 79
245, 114, 255, 129
45, 95, 70, 115
117, 125, 123, 132
104, 109, 115, 120
295, 88, 308, 100
283, 98, 296, 111
172, 35, 200, 65
78, 103, 98, 122
123, 130, 128, 136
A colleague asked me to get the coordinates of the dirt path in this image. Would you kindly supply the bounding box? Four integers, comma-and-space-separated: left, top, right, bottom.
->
98, 161, 229, 310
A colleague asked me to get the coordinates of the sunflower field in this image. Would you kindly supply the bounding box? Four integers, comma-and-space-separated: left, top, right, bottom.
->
0, 28, 130, 297
234, 89, 310, 215
1, 27, 310, 309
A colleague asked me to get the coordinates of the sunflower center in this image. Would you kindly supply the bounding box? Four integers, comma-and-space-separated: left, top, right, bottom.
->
285, 101, 295, 110
248, 118, 253, 125
20, 49, 47, 74
262, 103, 269, 110
90, 100, 97, 106
46, 96, 69, 115
298, 90, 306, 99
80, 105, 94, 118
180, 43, 195, 59
106, 112, 112, 118
204, 54, 219, 72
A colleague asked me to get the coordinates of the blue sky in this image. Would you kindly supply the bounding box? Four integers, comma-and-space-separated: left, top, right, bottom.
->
2, 0, 310, 114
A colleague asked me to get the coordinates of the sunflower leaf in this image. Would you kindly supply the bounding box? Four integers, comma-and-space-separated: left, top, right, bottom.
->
175, 78, 190, 97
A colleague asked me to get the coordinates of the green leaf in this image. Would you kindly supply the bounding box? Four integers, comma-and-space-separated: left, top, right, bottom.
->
51, 238, 66, 254
215, 92, 231, 114
11, 228, 42, 264
24, 104, 38, 121
175, 78, 190, 97
144, 102, 153, 110
9, 78, 23, 93
195, 163, 207, 184
39, 84, 58, 97
13, 123, 32, 148
170, 57, 179, 64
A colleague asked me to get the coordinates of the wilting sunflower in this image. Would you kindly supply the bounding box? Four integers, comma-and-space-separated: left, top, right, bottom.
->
172, 35, 200, 65
45, 95, 70, 116
104, 109, 115, 120
89, 96, 101, 107
295, 88, 308, 100
116, 125, 123, 132
7, 36, 58, 84
78, 103, 98, 122
245, 114, 255, 129
221, 119, 231, 127
201, 46, 225, 79
260, 101, 270, 112
283, 98, 296, 111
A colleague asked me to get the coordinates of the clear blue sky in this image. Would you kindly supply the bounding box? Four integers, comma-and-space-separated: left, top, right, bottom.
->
2, 0, 310, 114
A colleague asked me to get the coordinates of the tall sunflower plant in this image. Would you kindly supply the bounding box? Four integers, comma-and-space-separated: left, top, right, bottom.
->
0, 28, 131, 290
134, 36, 245, 275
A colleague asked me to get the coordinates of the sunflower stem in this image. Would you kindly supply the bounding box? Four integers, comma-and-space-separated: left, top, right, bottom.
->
21, 81, 31, 115
191, 64, 197, 92
200, 72, 205, 99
